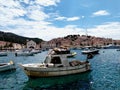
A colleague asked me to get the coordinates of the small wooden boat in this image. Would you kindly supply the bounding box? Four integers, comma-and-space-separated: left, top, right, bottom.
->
0, 61, 16, 72
20, 54, 90, 78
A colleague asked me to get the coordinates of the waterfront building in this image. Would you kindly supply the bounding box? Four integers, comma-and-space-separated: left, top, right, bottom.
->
26, 40, 36, 49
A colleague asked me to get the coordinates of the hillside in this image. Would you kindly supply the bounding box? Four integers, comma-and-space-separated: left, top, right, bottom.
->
0, 31, 43, 44
47, 34, 120, 48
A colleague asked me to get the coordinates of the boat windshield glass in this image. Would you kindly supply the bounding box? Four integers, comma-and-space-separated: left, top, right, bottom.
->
44, 56, 49, 63
51, 57, 62, 64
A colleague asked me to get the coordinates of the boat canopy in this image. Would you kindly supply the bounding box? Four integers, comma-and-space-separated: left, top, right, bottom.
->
44, 55, 70, 67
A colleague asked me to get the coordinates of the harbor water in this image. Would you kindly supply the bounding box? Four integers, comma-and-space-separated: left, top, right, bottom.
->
0, 49, 120, 90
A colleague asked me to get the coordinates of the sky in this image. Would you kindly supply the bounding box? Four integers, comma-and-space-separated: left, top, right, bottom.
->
0, 0, 120, 41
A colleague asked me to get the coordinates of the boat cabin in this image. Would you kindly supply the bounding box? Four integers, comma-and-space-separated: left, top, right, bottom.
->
54, 49, 70, 54
44, 55, 70, 67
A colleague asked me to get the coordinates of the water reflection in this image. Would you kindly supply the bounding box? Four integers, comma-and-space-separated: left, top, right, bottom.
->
24, 72, 92, 90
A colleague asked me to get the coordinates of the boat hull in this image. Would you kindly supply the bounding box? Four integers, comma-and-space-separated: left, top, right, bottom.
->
67, 52, 77, 57
82, 50, 99, 54
0, 52, 7, 56
0, 63, 15, 72
21, 64, 90, 77
15, 52, 34, 56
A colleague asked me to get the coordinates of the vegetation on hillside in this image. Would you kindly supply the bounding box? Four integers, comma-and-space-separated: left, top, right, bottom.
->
0, 31, 43, 44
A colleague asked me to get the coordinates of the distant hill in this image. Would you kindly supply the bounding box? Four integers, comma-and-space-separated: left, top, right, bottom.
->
0, 31, 43, 44
48, 34, 120, 47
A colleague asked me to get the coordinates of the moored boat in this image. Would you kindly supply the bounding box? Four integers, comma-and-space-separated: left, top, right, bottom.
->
20, 54, 90, 78
0, 61, 16, 72
30, 49, 41, 54
48, 47, 77, 57
81, 48, 99, 54
0, 51, 7, 56
102, 44, 120, 49
15, 50, 34, 56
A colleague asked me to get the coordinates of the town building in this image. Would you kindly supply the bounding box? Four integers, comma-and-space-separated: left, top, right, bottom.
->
26, 40, 36, 49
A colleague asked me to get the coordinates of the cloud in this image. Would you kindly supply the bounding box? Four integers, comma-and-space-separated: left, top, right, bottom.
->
1, 19, 120, 41
55, 16, 80, 21
88, 22, 120, 40
0, 0, 54, 26
67, 17, 80, 21
27, 10, 49, 21
92, 10, 110, 17
55, 16, 66, 21
2, 25, 84, 41
0, 0, 20, 8
35, 0, 60, 6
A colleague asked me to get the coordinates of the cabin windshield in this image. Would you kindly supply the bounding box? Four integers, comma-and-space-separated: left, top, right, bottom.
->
44, 56, 50, 63
51, 56, 62, 64
54, 50, 70, 54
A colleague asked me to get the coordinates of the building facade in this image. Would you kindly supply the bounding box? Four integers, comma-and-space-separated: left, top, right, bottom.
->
26, 40, 36, 49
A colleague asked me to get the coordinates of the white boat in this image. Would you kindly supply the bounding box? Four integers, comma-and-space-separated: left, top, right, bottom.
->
15, 50, 34, 56
81, 48, 99, 54
0, 51, 7, 56
0, 61, 16, 72
20, 54, 90, 78
48, 48, 77, 57
102, 44, 120, 49
30, 49, 41, 54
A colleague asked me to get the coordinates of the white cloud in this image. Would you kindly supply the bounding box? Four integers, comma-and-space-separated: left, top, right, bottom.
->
1, 21, 120, 41
55, 16, 66, 20
0, 0, 51, 26
35, 0, 60, 6
55, 16, 80, 21
21, 0, 29, 4
32, 22, 120, 40
67, 17, 80, 21
0, 0, 20, 8
0, 1, 25, 19
88, 22, 120, 40
28, 10, 49, 21
92, 10, 110, 17
4, 25, 83, 41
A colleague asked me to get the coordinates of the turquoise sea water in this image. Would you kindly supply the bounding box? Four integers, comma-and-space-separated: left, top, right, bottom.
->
0, 49, 120, 90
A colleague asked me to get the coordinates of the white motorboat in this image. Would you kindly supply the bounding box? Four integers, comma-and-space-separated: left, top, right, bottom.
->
20, 54, 90, 78
0, 61, 16, 72
15, 50, 34, 56
81, 48, 99, 54
0, 51, 7, 56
